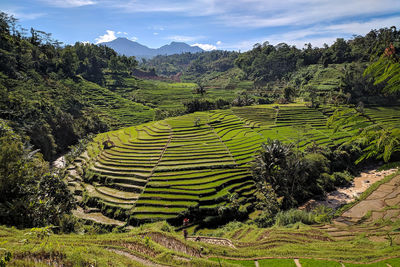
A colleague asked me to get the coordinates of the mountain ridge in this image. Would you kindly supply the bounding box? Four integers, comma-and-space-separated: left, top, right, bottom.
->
100, 37, 203, 59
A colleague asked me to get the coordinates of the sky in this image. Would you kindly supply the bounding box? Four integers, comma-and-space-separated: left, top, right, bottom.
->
1, 0, 400, 51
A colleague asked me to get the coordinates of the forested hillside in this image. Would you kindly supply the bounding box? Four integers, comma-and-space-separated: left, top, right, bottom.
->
0, 12, 154, 228
0, 12, 154, 161
142, 50, 239, 80
143, 27, 399, 106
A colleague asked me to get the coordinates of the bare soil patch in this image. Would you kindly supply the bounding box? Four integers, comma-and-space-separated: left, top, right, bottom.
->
187, 236, 236, 249
300, 168, 398, 211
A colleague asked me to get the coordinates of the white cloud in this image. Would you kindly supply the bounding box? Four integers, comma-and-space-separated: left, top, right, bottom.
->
41, 0, 96, 8
4, 9, 45, 20
192, 43, 216, 51
325, 16, 400, 35
153, 32, 159, 35
95, 30, 117, 44
129, 36, 138, 41
215, 0, 400, 28
216, 41, 222, 45
105, 0, 400, 27
80, 41, 91, 44
167, 35, 204, 42
222, 15, 400, 51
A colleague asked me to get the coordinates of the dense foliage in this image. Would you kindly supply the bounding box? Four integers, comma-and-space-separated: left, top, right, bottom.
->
328, 107, 400, 164
0, 120, 75, 227
364, 43, 400, 93
251, 139, 357, 224
0, 12, 143, 160
142, 50, 239, 80
143, 27, 399, 106
236, 28, 399, 84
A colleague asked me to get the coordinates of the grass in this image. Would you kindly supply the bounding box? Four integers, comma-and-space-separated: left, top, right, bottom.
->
104, 74, 246, 112
63, 79, 154, 129
299, 258, 342, 266
258, 259, 297, 266
209, 257, 255, 266
1, 218, 400, 266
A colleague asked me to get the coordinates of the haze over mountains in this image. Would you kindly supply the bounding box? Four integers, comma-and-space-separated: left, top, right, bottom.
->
100, 37, 204, 59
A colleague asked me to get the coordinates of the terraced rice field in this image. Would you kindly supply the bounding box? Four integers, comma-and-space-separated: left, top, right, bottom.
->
65, 79, 154, 129
66, 104, 400, 224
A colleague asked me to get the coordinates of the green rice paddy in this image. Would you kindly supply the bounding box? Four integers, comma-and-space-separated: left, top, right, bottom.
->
66, 103, 400, 223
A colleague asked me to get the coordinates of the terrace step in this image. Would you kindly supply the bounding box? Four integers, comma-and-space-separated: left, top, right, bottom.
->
91, 166, 150, 178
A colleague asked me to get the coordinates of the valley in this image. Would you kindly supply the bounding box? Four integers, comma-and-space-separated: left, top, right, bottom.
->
0, 9, 400, 267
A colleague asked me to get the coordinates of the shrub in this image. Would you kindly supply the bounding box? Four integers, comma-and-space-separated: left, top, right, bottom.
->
59, 214, 81, 234
254, 211, 276, 227
332, 171, 353, 186
160, 221, 172, 232
212, 221, 245, 237
312, 205, 334, 223
275, 209, 316, 226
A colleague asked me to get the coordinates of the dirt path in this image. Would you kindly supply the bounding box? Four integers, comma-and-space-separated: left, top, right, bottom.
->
300, 167, 398, 211
294, 258, 302, 267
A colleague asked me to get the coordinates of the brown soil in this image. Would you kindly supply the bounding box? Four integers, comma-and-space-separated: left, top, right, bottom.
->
340, 175, 400, 222
256, 230, 270, 241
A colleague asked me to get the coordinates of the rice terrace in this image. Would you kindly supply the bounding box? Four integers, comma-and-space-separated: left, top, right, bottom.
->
1, 2, 400, 267
70, 104, 372, 223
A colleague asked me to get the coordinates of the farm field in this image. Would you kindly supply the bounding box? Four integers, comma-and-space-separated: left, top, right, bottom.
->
105, 73, 250, 112
62, 79, 155, 129
66, 103, 400, 224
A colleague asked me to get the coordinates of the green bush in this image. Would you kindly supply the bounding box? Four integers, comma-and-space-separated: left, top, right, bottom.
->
160, 221, 172, 232
254, 211, 276, 227
275, 209, 316, 226
332, 171, 353, 186
59, 214, 82, 234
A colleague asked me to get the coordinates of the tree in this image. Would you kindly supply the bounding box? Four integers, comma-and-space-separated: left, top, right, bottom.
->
195, 81, 206, 96
340, 63, 383, 103
364, 43, 400, 94
252, 139, 334, 209
329, 38, 352, 63
0, 120, 75, 227
328, 108, 400, 163
283, 85, 295, 102
60, 46, 78, 77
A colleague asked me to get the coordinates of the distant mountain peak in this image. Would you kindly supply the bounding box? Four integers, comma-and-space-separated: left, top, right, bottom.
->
100, 38, 203, 59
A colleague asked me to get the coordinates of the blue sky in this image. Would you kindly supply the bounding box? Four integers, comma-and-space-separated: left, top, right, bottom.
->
1, 0, 400, 51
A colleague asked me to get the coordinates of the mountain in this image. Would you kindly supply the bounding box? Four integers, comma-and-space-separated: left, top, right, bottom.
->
100, 38, 203, 59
